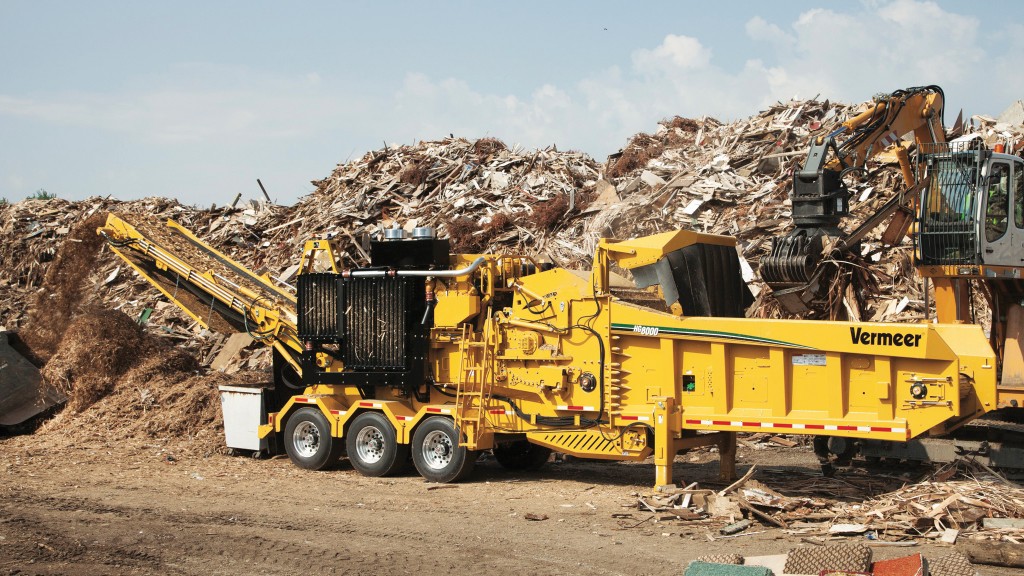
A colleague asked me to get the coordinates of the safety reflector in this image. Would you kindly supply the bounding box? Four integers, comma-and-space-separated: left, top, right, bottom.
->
684, 418, 906, 434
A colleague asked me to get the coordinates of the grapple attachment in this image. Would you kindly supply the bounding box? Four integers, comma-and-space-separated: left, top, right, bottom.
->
759, 226, 839, 315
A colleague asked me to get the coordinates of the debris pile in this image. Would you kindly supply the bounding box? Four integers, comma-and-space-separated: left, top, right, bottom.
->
597, 102, 930, 321
32, 305, 264, 455
627, 464, 1024, 550
2, 93, 1024, 448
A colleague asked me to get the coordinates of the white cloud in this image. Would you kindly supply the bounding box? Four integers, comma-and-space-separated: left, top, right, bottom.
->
0, 64, 347, 145
0, 1, 998, 159
632, 34, 712, 74
744, 16, 794, 49
390, 0, 998, 160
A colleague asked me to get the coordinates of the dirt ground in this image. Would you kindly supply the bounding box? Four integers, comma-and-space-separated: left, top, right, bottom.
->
1, 432, 1020, 576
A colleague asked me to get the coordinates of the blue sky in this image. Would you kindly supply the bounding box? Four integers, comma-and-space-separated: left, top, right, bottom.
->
2, 1, 1022, 206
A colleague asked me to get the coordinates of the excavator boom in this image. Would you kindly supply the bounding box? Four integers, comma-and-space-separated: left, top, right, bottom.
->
762, 86, 946, 314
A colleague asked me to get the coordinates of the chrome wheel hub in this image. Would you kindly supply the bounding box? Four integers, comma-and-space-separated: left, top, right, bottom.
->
355, 426, 386, 464
292, 421, 320, 458
421, 430, 454, 470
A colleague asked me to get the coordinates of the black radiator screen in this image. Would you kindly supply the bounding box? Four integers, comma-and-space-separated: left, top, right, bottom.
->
340, 277, 414, 370
297, 273, 421, 372
297, 273, 339, 342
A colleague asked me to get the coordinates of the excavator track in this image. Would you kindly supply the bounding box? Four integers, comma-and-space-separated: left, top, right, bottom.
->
860, 410, 1024, 475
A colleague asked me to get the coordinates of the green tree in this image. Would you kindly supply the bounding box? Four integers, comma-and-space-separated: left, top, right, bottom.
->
28, 188, 56, 200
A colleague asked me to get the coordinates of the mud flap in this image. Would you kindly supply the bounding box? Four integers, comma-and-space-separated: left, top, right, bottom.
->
631, 243, 753, 318
0, 332, 65, 426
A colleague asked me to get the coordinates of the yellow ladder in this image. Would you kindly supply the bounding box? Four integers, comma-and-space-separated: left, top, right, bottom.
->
453, 323, 488, 449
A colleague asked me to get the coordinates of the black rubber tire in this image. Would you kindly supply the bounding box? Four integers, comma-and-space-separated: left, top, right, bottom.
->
411, 417, 478, 483
345, 411, 409, 477
826, 436, 858, 465
492, 441, 552, 471
283, 407, 344, 470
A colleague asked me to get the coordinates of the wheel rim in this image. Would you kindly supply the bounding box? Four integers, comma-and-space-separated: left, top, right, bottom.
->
292, 421, 320, 458
355, 425, 386, 464
420, 429, 454, 470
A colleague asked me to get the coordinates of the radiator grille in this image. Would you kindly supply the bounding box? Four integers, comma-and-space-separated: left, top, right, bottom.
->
297, 273, 339, 342
340, 277, 414, 370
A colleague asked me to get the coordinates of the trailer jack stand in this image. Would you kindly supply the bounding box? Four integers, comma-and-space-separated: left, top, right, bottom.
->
718, 432, 737, 482
657, 430, 739, 488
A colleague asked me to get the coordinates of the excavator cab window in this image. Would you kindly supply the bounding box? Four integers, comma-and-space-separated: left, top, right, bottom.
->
1015, 159, 1024, 229
977, 159, 1024, 267
985, 162, 1010, 242
918, 151, 980, 265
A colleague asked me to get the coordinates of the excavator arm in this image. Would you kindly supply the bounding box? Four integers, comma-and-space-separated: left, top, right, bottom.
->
761, 86, 946, 314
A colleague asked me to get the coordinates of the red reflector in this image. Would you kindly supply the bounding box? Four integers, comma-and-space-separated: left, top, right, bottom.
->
359, 401, 374, 407
426, 407, 442, 413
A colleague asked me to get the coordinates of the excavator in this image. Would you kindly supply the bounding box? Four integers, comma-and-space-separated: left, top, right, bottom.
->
762, 85, 1024, 471
761, 85, 947, 314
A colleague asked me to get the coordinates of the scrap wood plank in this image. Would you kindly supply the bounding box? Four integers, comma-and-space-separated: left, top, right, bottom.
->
738, 498, 788, 528
210, 332, 254, 372
958, 540, 1024, 568
927, 494, 961, 518
719, 465, 757, 496
768, 436, 797, 447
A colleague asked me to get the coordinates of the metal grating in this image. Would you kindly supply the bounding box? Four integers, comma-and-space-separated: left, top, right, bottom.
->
918, 143, 981, 265
339, 277, 413, 370
296, 273, 340, 342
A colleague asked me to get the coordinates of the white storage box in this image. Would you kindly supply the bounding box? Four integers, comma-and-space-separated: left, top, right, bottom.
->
218, 385, 269, 452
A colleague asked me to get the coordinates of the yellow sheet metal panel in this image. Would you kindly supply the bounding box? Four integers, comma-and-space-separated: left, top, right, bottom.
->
434, 284, 480, 327
606, 301, 996, 442
603, 229, 736, 269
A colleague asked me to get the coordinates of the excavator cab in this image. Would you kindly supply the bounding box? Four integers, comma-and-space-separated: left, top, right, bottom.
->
917, 140, 1024, 269
916, 141, 1024, 403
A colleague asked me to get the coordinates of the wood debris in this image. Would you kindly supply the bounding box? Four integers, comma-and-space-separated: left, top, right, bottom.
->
5, 96, 1024, 370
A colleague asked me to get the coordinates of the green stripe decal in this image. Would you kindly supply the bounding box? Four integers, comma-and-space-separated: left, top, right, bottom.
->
610, 323, 816, 350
